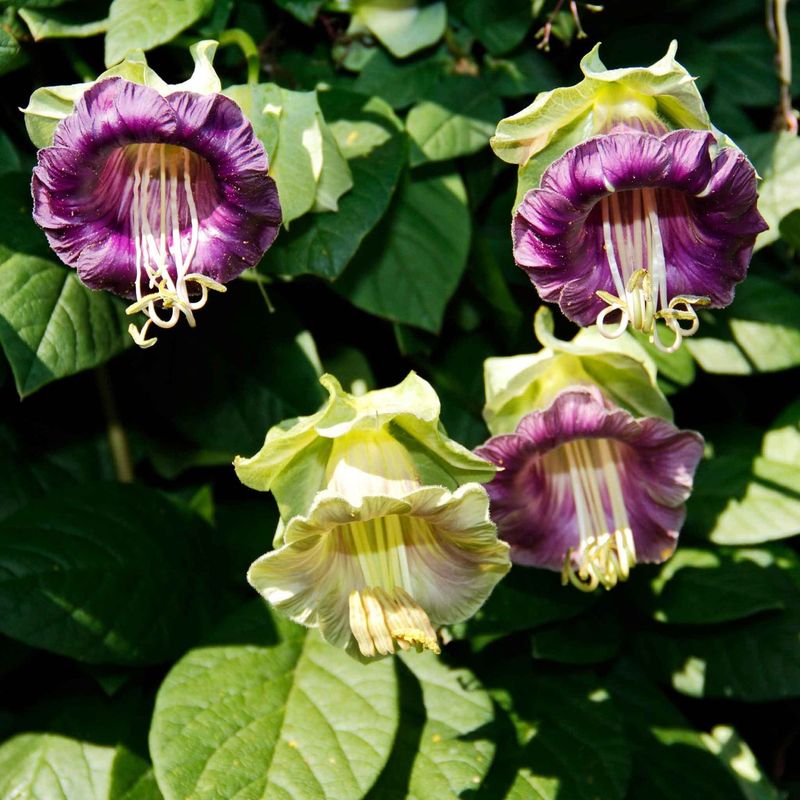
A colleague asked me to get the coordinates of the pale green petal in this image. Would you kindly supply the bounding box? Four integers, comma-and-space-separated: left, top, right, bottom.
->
491, 40, 710, 166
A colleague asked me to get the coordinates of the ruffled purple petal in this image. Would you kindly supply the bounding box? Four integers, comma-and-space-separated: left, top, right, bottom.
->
476, 387, 704, 571
513, 129, 767, 326
32, 77, 281, 297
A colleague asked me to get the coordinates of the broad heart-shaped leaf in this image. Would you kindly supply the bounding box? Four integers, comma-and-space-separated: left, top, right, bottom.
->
261, 91, 405, 280
355, 0, 447, 58
365, 653, 494, 799
687, 399, 800, 545
742, 133, 800, 250
0, 484, 225, 665
334, 170, 470, 332
0, 171, 130, 397
104, 0, 212, 66
0, 735, 163, 800
0, 687, 163, 800
478, 666, 631, 800
226, 83, 352, 225
685, 275, 800, 374
407, 76, 503, 166
644, 547, 794, 625
150, 601, 398, 800
0, 254, 130, 397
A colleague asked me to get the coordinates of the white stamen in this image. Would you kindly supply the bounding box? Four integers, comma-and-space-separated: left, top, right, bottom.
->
126, 143, 226, 347
557, 438, 636, 592
594, 188, 710, 352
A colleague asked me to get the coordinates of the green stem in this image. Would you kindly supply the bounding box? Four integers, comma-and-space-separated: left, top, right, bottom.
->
218, 28, 261, 85
95, 366, 134, 484
768, 0, 798, 132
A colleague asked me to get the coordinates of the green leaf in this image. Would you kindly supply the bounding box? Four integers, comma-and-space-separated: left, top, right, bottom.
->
274, 0, 322, 25
709, 25, 778, 109
480, 667, 631, 800
262, 91, 405, 280
531, 603, 623, 664
150, 601, 398, 800
646, 547, 793, 624
608, 660, 779, 800
0, 690, 163, 800
459, 0, 531, 54
688, 401, 800, 545
0, 26, 25, 76
354, 0, 447, 58
685, 275, 800, 374
742, 133, 800, 250
0, 254, 130, 397
226, 83, 353, 225
407, 76, 503, 165
335, 170, 470, 332
484, 51, 561, 98
455, 568, 595, 649
635, 596, 800, 701
353, 47, 451, 109
0, 484, 225, 664
19, 3, 108, 39
366, 653, 494, 799
105, 0, 213, 67
0, 171, 130, 396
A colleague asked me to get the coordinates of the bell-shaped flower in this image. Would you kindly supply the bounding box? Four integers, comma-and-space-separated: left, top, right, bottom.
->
476, 386, 703, 592
234, 373, 510, 659
513, 129, 767, 352
27, 42, 281, 348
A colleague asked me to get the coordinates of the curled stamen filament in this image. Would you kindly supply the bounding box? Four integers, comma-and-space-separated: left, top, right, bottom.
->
595, 189, 710, 353
126, 143, 225, 348
557, 438, 637, 592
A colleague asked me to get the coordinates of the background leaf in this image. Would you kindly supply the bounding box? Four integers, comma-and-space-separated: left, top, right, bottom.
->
150, 601, 399, 800
0, 484, 226, 664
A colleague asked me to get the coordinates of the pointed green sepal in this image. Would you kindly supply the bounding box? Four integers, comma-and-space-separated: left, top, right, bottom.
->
22, 40, 221, 149
234, 372, 496, 523
483, 307, 673, 435
491, 40, 710, 166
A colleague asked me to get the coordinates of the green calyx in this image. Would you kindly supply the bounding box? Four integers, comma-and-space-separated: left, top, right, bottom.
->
483, 307, 673, 436
490, 40, 713, 209
235, 372, 496, 525
491, 40, 709, 166
22, 40, 221, 150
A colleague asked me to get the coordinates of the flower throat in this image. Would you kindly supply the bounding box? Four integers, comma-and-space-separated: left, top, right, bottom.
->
544, 436, 636, 591
595, 187, 710, 353
125, 143, 226, 348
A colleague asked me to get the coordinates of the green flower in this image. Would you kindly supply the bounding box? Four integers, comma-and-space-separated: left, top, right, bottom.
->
235, 373, 510, 659
484, 307, 673, 436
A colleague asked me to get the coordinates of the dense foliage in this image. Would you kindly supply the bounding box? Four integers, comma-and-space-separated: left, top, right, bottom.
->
1, 0, 800, 798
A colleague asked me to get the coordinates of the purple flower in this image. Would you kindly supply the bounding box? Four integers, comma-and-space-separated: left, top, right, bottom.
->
475, 386, 703, 591
513, 129, 767, 352
32, 77, 282, 347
